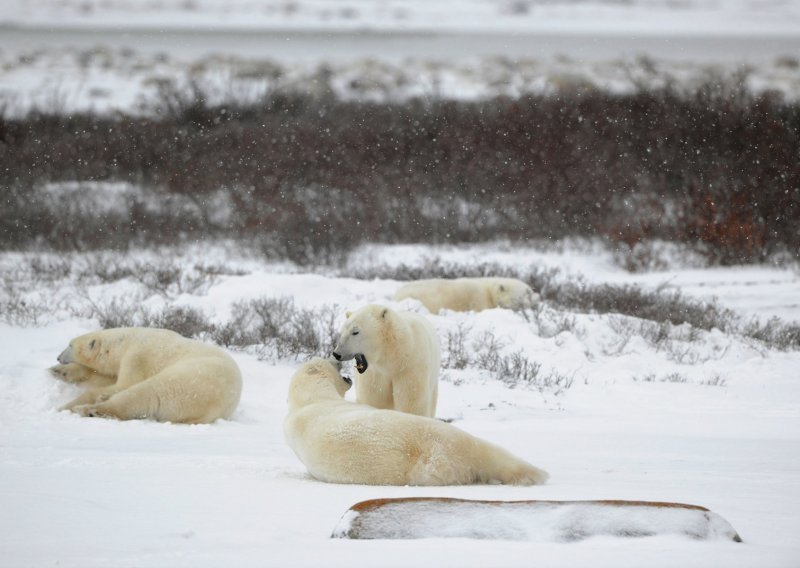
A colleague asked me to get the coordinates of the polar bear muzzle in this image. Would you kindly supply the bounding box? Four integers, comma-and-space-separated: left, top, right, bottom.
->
331, 350, 368, 374
57, 346, 74, 364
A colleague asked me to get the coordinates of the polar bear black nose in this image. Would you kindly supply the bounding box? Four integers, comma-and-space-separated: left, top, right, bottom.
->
332, 352, 342, 361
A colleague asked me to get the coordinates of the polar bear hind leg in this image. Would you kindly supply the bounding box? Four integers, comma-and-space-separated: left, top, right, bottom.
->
472, 441, 549, 486
70, 380, 164, 421
114, 350, 157, 389
60, 384, 122, 411
404, 430, 548, 486
393, 385, 436, 418
72, 357, 236, 423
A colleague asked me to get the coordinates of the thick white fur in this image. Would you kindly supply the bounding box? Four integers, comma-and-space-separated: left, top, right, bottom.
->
333, 304, 440, 417
284, 358, 549, 486
393, 277, 539, 313
50, 327, 242, 424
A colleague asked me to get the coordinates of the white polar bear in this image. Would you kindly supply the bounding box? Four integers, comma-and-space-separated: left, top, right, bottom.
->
284, 357, 549, 486
393, 277, 540, 314
332, 304, 440, 418
49, 327, 242, 424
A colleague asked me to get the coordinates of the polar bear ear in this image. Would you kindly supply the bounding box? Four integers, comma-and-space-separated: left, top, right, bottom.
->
345, 310, 352, 319
380, 308, 388, 319
499, 284, 506, 292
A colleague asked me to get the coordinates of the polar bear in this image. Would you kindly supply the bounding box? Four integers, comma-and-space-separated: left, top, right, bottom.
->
49, 327, 242, 424
332, 304, 439, 418
284, 358, 549, 486
394, 277, 539, 314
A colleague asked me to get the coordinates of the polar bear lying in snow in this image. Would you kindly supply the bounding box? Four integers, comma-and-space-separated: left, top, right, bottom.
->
332, 304, 440, 418
394, 277, 539, 314
284, 357, 549, 486
50, 327, 242, 423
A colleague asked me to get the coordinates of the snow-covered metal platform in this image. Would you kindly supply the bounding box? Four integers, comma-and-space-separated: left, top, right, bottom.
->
333, 497, 742, 542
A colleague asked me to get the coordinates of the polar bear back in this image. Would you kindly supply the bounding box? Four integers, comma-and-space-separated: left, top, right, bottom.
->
149, 353, 242, 421
284, 358, 549, 486
119, 334, 234, 384
286, 398, 495, 485
286, 402, 416, 484
394, 277, 537, 313
394, 278, 490, 313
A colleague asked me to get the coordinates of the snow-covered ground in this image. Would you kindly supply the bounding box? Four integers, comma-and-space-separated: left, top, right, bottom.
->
3, 0, 800, 35
2, 0, 799, 115
1, 242, 799, 567
3, 41, 798, 116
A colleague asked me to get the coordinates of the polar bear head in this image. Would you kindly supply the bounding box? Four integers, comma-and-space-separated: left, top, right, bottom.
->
492, 278, 540, 311
56, 329, 124, 375
331, 304, 395, 374
287, 357, 352, 411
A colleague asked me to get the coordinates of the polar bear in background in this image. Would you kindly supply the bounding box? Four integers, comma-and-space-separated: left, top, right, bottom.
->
332, 304, 440, 418
284, 357, 549, 486
49, 327, 242, 424
394, 277, 539, 314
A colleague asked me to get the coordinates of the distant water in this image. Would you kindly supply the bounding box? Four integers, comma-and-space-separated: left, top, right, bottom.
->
3, 25, 799, 63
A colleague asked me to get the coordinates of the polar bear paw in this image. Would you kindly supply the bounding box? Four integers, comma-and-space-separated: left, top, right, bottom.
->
70, 404, 103, 418
49, 363, 91, 384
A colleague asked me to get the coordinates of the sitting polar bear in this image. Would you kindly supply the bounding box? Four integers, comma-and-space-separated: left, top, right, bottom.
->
394, 277, 539, 314
332, 304, 439, 418
49, 327, 242, 424
284, 358, 549, 486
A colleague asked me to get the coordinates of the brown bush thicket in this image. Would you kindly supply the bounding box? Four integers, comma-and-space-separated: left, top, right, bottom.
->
1, 77, 798, 263
212, 296, 340, 359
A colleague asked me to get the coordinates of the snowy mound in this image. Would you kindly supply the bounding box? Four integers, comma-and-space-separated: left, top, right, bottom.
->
332, 498, 742, 542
